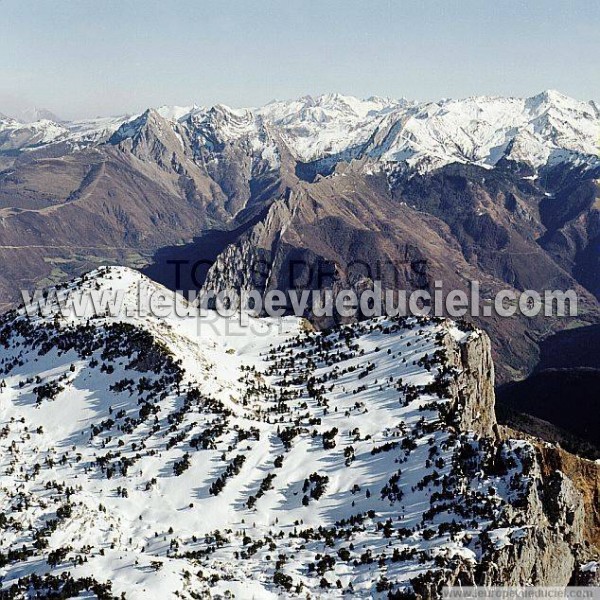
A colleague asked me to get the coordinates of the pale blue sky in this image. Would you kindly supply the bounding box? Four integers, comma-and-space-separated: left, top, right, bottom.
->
1, 0, 598, 119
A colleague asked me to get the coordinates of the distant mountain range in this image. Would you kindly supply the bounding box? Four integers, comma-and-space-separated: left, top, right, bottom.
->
2, 90, 599, 171
0, 91, 599, 385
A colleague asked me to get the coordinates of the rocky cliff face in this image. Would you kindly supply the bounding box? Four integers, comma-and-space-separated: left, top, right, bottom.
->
409, 324, 598, 594
476, 468, 587, 587
442, 327, 497, 439
387, 461, 596, 596
436, 328, 597, 592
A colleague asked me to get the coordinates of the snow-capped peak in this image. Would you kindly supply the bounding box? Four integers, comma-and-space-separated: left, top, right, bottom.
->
254, 93, 405, 162
362, 91, 600, 172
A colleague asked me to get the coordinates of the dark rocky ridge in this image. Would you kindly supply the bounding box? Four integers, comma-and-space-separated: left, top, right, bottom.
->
201, 158, 600, 383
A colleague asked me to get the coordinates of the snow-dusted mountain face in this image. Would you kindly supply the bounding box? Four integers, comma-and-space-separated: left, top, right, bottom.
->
0, 114, 127, 159
363, 90, 599, 172
1, 90, 598, 172
0, 267, 597, 598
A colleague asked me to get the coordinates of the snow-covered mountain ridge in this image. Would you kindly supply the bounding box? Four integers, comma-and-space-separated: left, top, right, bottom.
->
0, 267, 596, 598
1, 90, 598, 173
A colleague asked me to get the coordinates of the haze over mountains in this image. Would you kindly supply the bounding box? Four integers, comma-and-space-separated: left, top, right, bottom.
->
0, 90, 599, 387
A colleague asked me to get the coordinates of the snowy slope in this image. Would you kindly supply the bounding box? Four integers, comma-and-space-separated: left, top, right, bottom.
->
0, 267, 582, 598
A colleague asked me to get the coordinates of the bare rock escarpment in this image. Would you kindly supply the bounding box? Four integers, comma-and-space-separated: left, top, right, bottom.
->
437, 327, 598, 593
